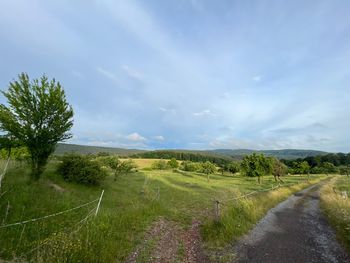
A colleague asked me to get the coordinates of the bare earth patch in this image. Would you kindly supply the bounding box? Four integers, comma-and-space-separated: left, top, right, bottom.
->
125, 218, 209, 263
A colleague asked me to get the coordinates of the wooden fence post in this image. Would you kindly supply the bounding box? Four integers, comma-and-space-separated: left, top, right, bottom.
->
95, 190, 105, 217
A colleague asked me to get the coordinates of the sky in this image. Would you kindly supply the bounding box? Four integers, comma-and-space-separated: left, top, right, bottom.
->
0, 0, 349, 152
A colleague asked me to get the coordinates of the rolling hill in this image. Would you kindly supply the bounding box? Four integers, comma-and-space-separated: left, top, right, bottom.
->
54, 143, 145, 156
55, 143, 329, 160
211, 149, 329, 160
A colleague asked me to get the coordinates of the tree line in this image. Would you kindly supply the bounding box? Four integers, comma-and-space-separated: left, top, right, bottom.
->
131, 150, 232, 166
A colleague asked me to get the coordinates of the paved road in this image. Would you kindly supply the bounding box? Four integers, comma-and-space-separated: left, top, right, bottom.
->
234, 184, 350, 263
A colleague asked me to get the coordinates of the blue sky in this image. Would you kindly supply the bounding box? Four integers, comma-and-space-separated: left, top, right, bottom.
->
0, 0, 349, 152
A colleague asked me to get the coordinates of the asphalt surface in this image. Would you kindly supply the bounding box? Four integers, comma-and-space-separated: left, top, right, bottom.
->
234, 184, 350, 263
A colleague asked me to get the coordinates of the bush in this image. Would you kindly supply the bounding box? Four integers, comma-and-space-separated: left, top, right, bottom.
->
181, 161, 202, 172
168, 158, 179, 169
151, 160, 169, 170
57, 154, 107, 185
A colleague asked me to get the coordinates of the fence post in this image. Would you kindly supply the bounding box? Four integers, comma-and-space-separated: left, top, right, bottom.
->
214, 200, 220, 222
95, 190, 105, 217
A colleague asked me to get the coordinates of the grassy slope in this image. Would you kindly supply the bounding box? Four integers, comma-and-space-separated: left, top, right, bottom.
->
0, 160, 326, 262
320, 176, 350, 252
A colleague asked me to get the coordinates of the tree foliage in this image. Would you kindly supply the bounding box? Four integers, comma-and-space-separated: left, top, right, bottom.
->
151, 159, 169, 170
271, 158, 287, 182
99, 156, 137, 180
201, 161, 216, 182
58, 154, 107, 185
167, 158, 179, 169
241, 153, 272, 184
0, 73, 73, 179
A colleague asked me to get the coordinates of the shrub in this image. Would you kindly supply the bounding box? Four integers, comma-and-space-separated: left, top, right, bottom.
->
181, 161, 201, 172
168, 158, 179, 169
151, 160, 169, 170
57, 154, 107, 185
99, 156, 137, 180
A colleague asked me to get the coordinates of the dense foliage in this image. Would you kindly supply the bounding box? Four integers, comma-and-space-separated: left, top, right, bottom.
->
151, 159, 169, 170
58, 154, 107, 185
241, 153, 272, 183
0, 73, 73, 179
99, 156, 137, 180
282, 153, 350, 169
132, 150, 232, 166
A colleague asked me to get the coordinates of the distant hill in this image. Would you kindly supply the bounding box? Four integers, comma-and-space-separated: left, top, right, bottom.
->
54, 143, 145, 156
54, 143, 329, 160
211, 149, 329, 160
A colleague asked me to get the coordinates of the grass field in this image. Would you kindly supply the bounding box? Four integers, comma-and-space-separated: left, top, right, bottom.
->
320, 176, 350, 252
0, 160, 327, 262
119, 158, 167, 169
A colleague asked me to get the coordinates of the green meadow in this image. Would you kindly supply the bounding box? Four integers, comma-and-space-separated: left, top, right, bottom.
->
0, 160, 326, 262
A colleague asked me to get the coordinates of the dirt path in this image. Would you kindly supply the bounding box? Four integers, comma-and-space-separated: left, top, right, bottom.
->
233, 184, 350, 263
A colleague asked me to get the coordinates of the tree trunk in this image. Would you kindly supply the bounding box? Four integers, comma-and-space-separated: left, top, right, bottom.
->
258, 176, 261, 184
207, 173, 210, 182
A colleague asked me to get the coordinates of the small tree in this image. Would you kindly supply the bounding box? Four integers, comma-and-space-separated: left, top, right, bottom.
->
272, 158, 287, 183
201, 161, 216, 182
168, 158, 179, 169
321, 162, 338, 175
100, 156, 137, 180
0, 73, 73, 180
340, 166, 350, 177
298, 161, 310, 174
151, 160, 169, 170
227, 162, 240, 174
241, 153, 272, 184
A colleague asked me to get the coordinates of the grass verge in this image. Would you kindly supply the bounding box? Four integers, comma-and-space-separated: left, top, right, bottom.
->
320, 176, 350, 252
201, 176, 327, 261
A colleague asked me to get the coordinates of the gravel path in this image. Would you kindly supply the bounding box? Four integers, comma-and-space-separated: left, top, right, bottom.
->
234, 184, 350, 263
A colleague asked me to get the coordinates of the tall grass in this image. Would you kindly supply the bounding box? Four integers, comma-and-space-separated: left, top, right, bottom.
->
201, 177, 326, 249
320, 176, 350, 252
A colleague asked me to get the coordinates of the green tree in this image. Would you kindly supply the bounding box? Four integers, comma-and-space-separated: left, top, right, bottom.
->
298, 161, 310, 175
241, 153, 272, 184
339, 166, 350, 177
201, 161, 216, 182
272, 158, 287, 183
151, 159, 169, 170
321, 162, 338, 175
167, 158, 179, 169
0, 73, 73, 179
100, 156, 137, 181
227, 162, 240, 174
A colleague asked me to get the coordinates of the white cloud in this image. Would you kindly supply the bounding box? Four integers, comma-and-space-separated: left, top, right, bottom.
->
126, 132, 146, 142
121, 65, 143, 81
193, 109, 217, 117
153, 135, 164, 141
71, 70, 84, 79
159, 107, 176, 113
96, 67, 118, 82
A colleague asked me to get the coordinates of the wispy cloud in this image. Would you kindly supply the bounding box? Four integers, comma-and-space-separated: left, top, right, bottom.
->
121, 65, 144, 81
71, 70, 84, 79
193, 109, 218, 117
153, 135, 164, 141
126, 132, 146, 142
96, 67, 118, 82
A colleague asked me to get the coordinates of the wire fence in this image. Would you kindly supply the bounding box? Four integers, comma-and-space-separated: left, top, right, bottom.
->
0, 190, 104, 229
212, 180, 306, 221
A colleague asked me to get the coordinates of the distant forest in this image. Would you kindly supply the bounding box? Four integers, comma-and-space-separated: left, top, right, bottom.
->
282, 152, 350, 167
